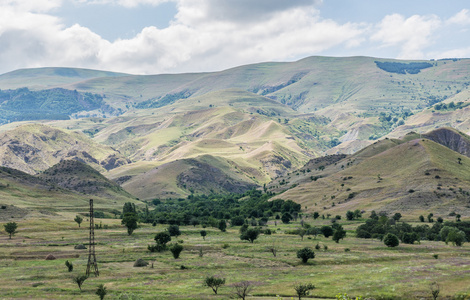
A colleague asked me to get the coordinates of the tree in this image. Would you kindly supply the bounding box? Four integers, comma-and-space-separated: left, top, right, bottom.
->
4, 222, 17, 239
169, 243, 183, 259
281, 212, 292, 224
446, 228, 466, 246
297, 247, 315, 263
204, 276, 226, 294
392, 213, 402, 222
313, 212, 320, 219
231, 281, 255, 300
294, 283, 315, 300
430, 281, 440, 300
231, 216, 245, 226
240, 228, 260, 243
298, 228, 306, 241
74, 215, 83, 228
346, 210, 354, 221
200, 230, 207, 240
65, 260, 73, 272
419, 215, 425, 222
427, 213, 434, 223
72, 274, 88, 291
168, 224, 181, 237
332, 225, 346, 243
218, 220, 227, 232
383, 233, 399, 247
96, 284, 107, 300
121, 213, 138, 235
122, 202, 136, 214
320, 225, 333, 238
154, 232, 171, 245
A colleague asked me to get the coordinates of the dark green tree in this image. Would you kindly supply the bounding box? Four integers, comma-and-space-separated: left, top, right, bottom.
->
346, 210, 354, 221
4, 222, 17, 239
281, 212, 292, 224
200, 230, 207, 240
168, 225, 181, 237
74, 215, 83, 228
383, 233, 399, 247
297, 247, 315, 263
320, 225, 333, 238
419, 215, 425, 222
122, 202, 136, 214
154, 232, 171, 245
218, 220, 227, 232
240, 228, 260, 243
393, 213, 402, 222
332, 225, 346, 243
121, 213, 138, 235
204, 276, 226, 294
169, 243, 183, 259
313, 212, 320, 219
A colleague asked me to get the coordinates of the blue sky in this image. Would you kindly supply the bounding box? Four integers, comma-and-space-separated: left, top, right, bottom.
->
0, 0, 469, 75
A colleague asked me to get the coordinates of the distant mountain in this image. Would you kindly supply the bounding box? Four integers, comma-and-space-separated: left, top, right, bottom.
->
269, 128, 470, 217
1, 57, 470, 201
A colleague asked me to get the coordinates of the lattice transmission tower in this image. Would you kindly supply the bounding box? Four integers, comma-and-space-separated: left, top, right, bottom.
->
86, 199, 99, 277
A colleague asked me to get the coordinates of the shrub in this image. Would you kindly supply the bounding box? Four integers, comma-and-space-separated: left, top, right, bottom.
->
294, 283, 315, 300
72, 274, 88, 291
133, 258, 149, 267
383, 233, 399, 247
155, 232, 171, 245
169, 243, 183, 259
200, 230, 207, 240
320, 225, 334, 238
96, 284, 107, 300
65, 260, 73, 272
297, 247, 315, 263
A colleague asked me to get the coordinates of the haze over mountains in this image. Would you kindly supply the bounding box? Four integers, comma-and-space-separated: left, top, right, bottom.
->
1, 56, 470, 216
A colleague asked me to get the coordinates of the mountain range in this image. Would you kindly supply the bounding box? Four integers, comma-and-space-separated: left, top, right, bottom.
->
1, 56, 470, 216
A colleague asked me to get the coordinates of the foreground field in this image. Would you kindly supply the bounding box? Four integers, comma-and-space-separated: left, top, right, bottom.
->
1, 215, 469, 299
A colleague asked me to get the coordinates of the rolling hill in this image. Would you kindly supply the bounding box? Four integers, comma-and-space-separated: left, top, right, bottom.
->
1, 56, 470, 204
270, 128, 470, 217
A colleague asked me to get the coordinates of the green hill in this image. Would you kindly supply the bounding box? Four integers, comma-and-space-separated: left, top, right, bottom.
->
270, 128, 470, 218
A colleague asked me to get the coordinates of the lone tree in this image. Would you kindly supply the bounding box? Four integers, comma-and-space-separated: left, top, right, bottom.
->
240, 228, 260, 243
231, 281, 256, 300
294, 283, 315, 300
169, 243, 183, 259
121, 212, 138, 235
297, 247, 315, 264
74, 215, 83, 228
332, 225, 346, 243
383, 233, 399, 247
72, 274, 88, 291
200, 230, 207, 240
204, 276, 226, 295
4, 222, 17, 239
96, 284, 107, 300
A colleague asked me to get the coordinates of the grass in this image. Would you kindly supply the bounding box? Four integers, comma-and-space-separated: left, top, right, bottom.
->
1, 214, 469, 299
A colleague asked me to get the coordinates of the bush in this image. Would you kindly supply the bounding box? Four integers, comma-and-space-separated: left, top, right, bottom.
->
155, 232, 171, 245
133, 258, 149, 267
169, 243, 183, 259
65, 260, 73, 272
297, 247, 315, 263
383, 233, 399, 247
96, 284, 107, 300
320, 226, 334, 238
294, 283, 315, 300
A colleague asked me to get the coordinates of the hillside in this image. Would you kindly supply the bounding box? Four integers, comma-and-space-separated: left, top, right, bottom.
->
0, 123, 129, 174
0, 164, 138, 221
0, 57, 470, 200
271, 128, 470, 217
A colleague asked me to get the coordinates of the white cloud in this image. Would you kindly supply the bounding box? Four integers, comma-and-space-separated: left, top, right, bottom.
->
0, 0, 63, 12
73, 0, 170, 7
371, 14, 441, 59
0, 0, 369, 74
448, 9, 470, 25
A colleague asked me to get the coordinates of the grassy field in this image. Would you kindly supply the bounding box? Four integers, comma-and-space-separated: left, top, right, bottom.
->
1, 214, 469, 299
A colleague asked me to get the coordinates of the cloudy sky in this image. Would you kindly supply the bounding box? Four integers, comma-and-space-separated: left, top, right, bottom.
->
1, 0, 470, 75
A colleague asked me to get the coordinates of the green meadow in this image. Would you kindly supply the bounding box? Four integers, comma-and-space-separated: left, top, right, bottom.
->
1, 214, 469, 299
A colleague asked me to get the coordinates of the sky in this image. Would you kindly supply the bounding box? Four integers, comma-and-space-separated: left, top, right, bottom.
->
1, 0, 470, 75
